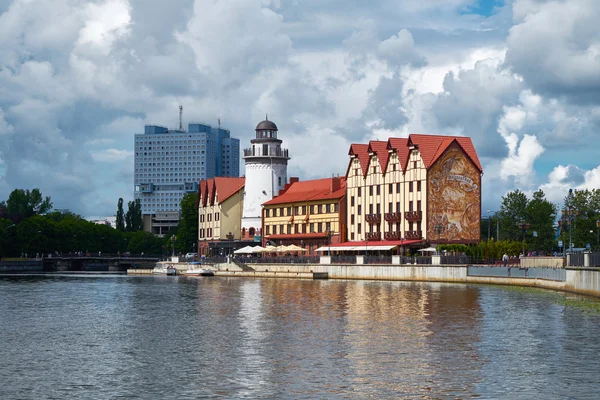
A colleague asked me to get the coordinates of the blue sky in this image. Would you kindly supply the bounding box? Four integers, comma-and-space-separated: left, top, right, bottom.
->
0, 0, 599, 218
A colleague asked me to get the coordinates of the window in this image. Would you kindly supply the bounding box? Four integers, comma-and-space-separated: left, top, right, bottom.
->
200, 215, 204, 222
278, 177, 282, 186
351, 214, 355, 224
376, 185, 380, 196
294, 223, 298, 233
417, 221, 422, 232
376, 204, 380, 214
326, 222, 331, 232
396, 183, 400, 193
358, 205, 362, 215
302, 224, 307, 233
351, 196, 355, 207
409, 221, 414, 231
273, 225, 277, 234
287, 207, 292, 216
389, 184, 393, 194
287, 225, 291, 234
417, 200, 422, 211
279, 207, 284, 216
302, 205, 306, 214
266, 226, 270, 235
357, 223, 362, 234
389, 203, 393, 212
369, 186, 373, 196
369, 204, 373, 214
310, 223, 315, 232
372, 166, 377, 174
334, 203, 339, 212
249, 227, 255, 236
266, 209, 270, 217
208, 214, 212, 222
318, 222, 322, 232
409, 181, 413, 192
215, 213, 219, 221
358, 187, 362, 197
393, 164, 397, 171
295, 206, 300, 215
280, 224, 284, 234
319, 204, 323, 213
351, 233, 355, 240
409, 202, 414, 212
396, 202, 400, 212
417, 181, 421, 191
413, 161, 417, 169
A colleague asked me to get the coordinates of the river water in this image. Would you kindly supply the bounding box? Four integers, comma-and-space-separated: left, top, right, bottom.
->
1, 275, 599, 399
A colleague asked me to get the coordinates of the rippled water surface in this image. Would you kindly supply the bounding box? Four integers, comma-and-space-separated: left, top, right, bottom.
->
1, 275, 600, 399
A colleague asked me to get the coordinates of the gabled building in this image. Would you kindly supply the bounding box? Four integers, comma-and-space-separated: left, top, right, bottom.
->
262, 177, 347, 255
196, 177, 246, 255
345, 134, 482, 251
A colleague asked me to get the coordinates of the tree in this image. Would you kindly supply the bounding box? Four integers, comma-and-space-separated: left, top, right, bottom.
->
525, 189, 557, 252
175, 193, 198, 254
125, 201, 134, 232
116, 198, 125, 231
498, 190, 529, 241
133, 198, 142, 231
0, 188, 52, 222
562, 189, 600, 250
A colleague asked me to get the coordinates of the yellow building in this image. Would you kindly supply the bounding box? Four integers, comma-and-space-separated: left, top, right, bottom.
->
262, 177, 347, 255
345, 134, 482, 251
197, 177, 245, 255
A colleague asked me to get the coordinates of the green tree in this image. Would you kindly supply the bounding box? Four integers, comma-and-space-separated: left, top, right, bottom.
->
133, 198, 142, 231
525, 189, 557, 252
562, 189, 600, 250
125, 201, 134, 232
498, 189, 529, 241
0, 188, 53, 222
126, 230, 163, 254
175, 193, 198, 254
116, 198, 125, 231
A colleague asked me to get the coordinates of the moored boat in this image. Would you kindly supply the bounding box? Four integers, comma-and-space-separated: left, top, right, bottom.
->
184, 267, 214, 277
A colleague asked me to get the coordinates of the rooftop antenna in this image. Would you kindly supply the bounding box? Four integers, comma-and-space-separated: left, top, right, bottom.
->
218, 117, 221, 130
179, 105, 183, 130
266, 113, 268, 121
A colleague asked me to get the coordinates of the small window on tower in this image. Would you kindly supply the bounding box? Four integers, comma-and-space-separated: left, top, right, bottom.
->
278, 177, 282, 186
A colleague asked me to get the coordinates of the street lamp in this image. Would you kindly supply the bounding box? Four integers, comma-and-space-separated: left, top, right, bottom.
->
226, 232, 234, 256
518, 220, 531, 257
171, 235, 177, 257
487, 210, 499, 241
559, 205, 579, 256
596, 220, 600, 249
434, 217, 444, 255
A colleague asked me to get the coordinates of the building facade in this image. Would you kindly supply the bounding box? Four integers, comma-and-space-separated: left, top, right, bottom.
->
197, 177, 246, 255
262, 177, 347, 255
241, 118, 290, 241
134, 123, 240, 235
345, 134, 482, 250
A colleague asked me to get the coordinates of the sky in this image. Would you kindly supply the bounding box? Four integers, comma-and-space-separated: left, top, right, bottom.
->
0, 0, 599, 218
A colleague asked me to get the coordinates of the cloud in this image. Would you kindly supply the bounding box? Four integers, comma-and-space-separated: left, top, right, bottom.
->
539, 164, 600, 204
91, 148, 133, 162
377, 29, 426, 68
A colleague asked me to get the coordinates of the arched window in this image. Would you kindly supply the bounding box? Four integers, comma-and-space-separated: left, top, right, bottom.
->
242, 228, 246, 238
249, 227, 256, 237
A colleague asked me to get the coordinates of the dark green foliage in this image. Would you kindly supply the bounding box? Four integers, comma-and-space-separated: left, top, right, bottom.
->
174, 193, 198, 254
0, 188, 53, 222
116, 198, 125, 231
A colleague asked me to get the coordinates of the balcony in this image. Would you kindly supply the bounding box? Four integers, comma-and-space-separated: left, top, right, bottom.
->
365, 213, 381, 223
365, 232, 382, 241
384, 231, 401, 240
384, 212, 401, 222
243, 147, 289, 158
404, 211, 422, 221
404, 230, 422, 240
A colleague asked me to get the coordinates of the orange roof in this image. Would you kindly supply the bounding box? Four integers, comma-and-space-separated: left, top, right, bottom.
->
387, 137, 409, 172
408, 134, 483, 172
198, 177, 245, 207
367, 140, 390, 174
263, 177, 346, 206
347, 144, 369, 176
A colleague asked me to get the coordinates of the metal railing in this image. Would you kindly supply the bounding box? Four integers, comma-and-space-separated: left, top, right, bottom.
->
243, 256, 320, 264
331, 255, 356, 264
364, 255, 392, 264
468, 266, 566, 281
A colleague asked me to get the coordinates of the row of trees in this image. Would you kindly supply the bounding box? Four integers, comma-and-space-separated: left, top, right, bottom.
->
0, 189, 199, 258
482, 188, 600, 253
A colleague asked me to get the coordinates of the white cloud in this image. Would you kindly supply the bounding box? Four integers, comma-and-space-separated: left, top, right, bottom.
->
91, 148, 133, 162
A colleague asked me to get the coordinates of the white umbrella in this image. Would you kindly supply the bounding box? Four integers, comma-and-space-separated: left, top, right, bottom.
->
234, 246, 254, 254
250, 246, 265, 253
284, 244, 306, 252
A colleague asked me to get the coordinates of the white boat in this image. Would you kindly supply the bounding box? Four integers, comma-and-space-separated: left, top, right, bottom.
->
184, 267, 214, 277
152, 264, 177, 275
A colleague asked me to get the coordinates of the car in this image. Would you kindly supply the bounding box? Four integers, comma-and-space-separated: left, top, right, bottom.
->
185, 252, 198, 259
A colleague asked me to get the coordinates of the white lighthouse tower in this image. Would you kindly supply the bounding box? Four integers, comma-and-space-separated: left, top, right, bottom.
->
241, 117, 290, 240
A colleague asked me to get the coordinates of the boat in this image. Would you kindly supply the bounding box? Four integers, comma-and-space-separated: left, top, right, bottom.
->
152, 263, 177, 275
184, 264, 215, 277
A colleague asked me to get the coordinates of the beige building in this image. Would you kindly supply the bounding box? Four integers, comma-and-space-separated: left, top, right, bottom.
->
197, 177, 245, 255
345, 134, 483, 249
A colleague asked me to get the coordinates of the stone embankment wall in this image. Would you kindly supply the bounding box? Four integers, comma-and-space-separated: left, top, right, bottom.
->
229, 263, 600, 298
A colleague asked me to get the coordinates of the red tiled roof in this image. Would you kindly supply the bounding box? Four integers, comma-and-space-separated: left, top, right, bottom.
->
347, 144, 370, 176
408, 134, 483, 172
198, 177, 245, 207
367, 140, 390, 175
266, 233, 329, 240
263, 177, 346, 206
387, 137, 409, 172
214, 177, 245, 204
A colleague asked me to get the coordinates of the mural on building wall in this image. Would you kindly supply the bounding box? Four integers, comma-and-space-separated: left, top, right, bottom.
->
428, 143, 481, 242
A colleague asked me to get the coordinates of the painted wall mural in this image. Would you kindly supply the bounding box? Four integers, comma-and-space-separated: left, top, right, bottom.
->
428, 143, 481, 243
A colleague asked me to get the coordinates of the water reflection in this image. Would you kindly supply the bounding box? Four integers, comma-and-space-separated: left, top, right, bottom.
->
1, 276, 599, 399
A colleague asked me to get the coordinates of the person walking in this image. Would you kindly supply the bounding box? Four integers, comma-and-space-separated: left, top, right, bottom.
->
502, 253, 508, 267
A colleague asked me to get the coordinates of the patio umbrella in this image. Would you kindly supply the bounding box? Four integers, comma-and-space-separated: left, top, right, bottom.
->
275, 245, 287, 253
261, 245, 278, 253
234, 246, 254, 254
250, 246, 265, 253
284, 244, 306, 252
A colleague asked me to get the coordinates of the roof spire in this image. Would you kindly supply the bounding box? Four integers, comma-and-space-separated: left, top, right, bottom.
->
265, 113, 268, 121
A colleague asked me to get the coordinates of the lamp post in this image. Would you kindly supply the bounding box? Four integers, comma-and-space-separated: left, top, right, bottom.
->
226, 232, 234, 256
559, 205, 579, 256
171, 235, 177, 257
434, 217, 444, 255
518, 220, 531, 257
487, 210, 499, 241
596, 220, 600, 249
327, 231, 332, 256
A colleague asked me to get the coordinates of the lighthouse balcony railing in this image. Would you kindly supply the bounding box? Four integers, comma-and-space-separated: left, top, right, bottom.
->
243, 148, 289, 158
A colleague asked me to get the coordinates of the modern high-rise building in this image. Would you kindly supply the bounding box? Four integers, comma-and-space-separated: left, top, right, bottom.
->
134, 122, 240, 235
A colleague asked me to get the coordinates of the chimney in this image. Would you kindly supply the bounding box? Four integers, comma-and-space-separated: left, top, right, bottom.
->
330, 176, 342, 193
